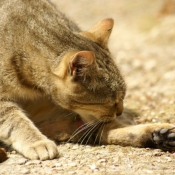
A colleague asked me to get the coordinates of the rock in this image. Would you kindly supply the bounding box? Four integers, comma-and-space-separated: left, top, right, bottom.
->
20, 168, 30, 174
68, 162, 77, 167
55, 162, 62, 167
97, 159, 106, 163
18, 158, 28, 165
89, 164, 97, 170
25, 160, 41, 165
72, 145, 79, 150
11, 151, 17, 154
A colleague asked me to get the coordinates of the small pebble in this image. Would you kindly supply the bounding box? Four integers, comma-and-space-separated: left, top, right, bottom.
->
72, 145, 79, 150
11, 151, 17, 154
146, 170, 153, 174
25, 160, 41, 165
89, 164, 97, 170
20, 168, 30, 174
165, 156, 172, 162
97, 159, 106, 163
18, 158, 28, 165
55, 162, 62, 167
68, 162, 77, 167
68, 171, 76, 174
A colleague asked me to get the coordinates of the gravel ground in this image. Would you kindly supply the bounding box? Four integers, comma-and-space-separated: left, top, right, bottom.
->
1, 0, 175, 174
1, 144, 175, 175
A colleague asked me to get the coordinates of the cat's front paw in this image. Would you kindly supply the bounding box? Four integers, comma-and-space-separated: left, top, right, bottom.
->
21, 139, 58, 160
153, 127, 175, 151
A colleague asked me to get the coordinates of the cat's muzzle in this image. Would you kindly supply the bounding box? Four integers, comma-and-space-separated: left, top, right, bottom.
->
101, 115, 115, 123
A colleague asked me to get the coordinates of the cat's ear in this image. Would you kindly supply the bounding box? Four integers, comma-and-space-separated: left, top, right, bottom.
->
81, 18, 114, 47
69, 51, 95, 76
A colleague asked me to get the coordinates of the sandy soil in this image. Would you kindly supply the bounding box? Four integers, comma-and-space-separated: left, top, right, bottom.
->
1, 0, 175, 174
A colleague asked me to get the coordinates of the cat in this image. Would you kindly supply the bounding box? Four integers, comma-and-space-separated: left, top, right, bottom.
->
0, 0, 175, 161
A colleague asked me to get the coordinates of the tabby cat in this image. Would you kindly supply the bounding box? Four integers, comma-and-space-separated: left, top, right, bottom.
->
0, 0, 175, 161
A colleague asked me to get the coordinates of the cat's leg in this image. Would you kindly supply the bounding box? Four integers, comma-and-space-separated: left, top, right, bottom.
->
102, 122, 175, 151
0, 100, 58, 160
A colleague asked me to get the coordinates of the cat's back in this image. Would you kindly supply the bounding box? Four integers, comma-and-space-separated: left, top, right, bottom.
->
0, 0, 80, 35
0, 0, 81, 66
0, 0, 82, 99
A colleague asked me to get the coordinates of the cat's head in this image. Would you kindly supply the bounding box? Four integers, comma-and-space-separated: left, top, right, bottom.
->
52, 18, 126, 123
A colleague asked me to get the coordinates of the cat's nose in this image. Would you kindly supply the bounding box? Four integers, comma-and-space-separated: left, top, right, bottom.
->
116, 100, 123, 116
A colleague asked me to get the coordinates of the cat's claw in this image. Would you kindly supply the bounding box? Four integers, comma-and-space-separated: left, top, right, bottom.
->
21, 139, 58, 160
153, 127, 175, 151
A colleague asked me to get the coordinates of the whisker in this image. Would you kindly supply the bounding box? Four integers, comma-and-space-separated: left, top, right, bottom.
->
81, 121, 102, 145
64, 112, 74, 118
67, 121, 96, 143
93, 121, 104, 145
85, 131, 94, 146
79, 122, 100, 145
67, 122, 93, 143
77, 121, 101, 145
99, 122, 106, 145
76, 120, 99, 144
120, 97, 124, 101
70, 122, 91, 137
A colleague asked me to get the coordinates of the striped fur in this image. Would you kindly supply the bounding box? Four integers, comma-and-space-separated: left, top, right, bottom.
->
1, 0, 175, 162
0, 0, 125, 160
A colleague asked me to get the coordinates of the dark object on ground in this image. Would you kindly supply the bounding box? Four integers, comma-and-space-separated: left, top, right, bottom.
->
0, 148, 7, 163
